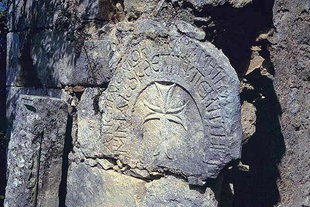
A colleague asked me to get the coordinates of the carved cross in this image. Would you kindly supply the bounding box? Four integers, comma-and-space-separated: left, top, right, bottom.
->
143, 82, 188, 158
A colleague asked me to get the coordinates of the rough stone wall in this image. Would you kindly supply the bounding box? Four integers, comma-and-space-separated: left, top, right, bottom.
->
1, 0, 309, 207
270, 0, 310, 206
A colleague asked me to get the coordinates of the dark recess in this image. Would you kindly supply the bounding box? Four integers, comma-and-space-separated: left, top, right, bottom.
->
59, 114, 74, 207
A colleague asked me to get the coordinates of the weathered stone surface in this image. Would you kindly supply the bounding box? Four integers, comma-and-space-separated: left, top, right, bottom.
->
4, 95, 68, 207
124, 0, 159, 15
31, 31, 75, 87
76, 88, 103, 156
228, 0, 252, 8
6, 86, 65, 132
8, 0, 64, 31
92, 20, 242, 183
66, 163, 147, 207
74, 40, 115, 85
7, 0, 112, 32
241, 101, 256, 142
185, 0, 226, 8
6, 33, 21, 86
270, 0, 310, 206
185, 0, 252, 8
66, 162, 218, 207
7, 31, 115, 87
77, 0, 116, 20
176, 20, 206, 40
143, 176, 218, 207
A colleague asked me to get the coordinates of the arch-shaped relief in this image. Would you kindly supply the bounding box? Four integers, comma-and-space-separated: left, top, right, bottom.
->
99, 33, 242, 182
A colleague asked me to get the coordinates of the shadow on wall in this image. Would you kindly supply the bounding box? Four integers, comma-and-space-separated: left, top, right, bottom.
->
233, 70, 285, 207
200, 0, 286, 206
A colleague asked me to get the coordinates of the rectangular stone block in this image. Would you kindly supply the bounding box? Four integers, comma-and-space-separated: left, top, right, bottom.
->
8, 0, 61, 31
4, 95, 68, 207
7, 31, 114, 87
6, 87, 66, 131
8, 0, 113, 32
32, 31, 114, 86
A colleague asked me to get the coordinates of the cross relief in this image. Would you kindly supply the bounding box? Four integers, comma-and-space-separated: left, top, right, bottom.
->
143, 82, 189, 158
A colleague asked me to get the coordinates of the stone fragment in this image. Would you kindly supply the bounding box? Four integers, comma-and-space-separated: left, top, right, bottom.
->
97, 20, 242, 183
97, 158, 114, 170
4, 95, 68, 207
185, 0, 251, 8
228, 0, 252, 8
76, 88, 104, 157
246, 54, 265, 75
185, 0, 226, 8
241, 101, 256, 142
66, 163, 218, 207
176, 20, 206, 40
124, 0, 159, 15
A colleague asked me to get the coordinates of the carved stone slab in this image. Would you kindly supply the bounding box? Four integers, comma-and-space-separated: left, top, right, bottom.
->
96, 21, 242, 183
4, 95, 67, 207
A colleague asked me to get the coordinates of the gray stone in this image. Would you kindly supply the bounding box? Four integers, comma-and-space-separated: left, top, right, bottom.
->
77, 0, 116, 20
124, 0, 159, 15
94, 20, 242, 183
6, 33, 21, 87
185, 0, 226, 8
228, 0, 252, 8
143, 176, 218, 207
5, 87, 67, 137
7, 0, 64, 31
185, 0, 251, 8
6, 31, 115, 87
76, 88, 104, 157
74, 40, 115, 85
241, 101, 256, 142
270, 0, 310, 205
176, 20, 206, 40
31, 31, 75, 87
7, 0, 119, 31
66, 163, 147, 207
66, 162, 218, 207
4, 95, 68, 207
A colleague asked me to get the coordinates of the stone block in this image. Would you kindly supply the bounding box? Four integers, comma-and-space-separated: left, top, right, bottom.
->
76, 88, 104, 157
6, 31, 115, 87
66, 162, 218, 207
6, 87, 65, 130
93, 20, 242, 183
7, 0, 63, 31
7, 0, 117, 31
4, 95, 68, 207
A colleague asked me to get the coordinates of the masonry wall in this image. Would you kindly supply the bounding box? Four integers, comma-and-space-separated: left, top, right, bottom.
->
1, 0, 309, 206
